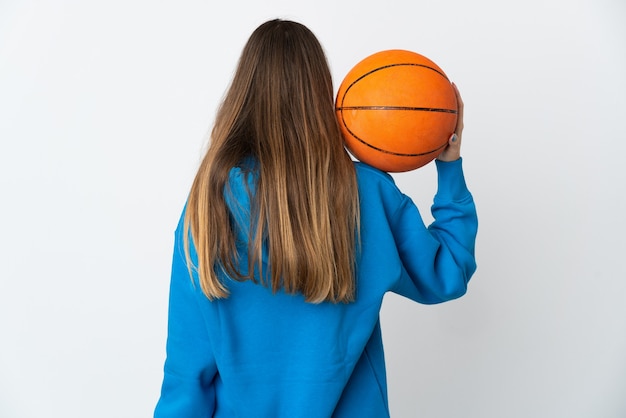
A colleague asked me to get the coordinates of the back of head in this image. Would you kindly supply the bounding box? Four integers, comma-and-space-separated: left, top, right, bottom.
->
186, 19, 360, 304
216, 19, 341, 166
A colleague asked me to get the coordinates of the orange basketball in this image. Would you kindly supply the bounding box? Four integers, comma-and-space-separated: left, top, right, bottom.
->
335, 50, 457, 172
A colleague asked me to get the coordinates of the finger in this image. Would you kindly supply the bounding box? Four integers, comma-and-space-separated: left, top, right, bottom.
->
452, 82, 464, 111
451, 82, 464, 134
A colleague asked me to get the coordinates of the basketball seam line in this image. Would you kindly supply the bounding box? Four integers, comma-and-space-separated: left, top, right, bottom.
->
338, 61, 453, 158
343, 123, 449, 157
336, 105, 457, 114
347, 63, 449, 90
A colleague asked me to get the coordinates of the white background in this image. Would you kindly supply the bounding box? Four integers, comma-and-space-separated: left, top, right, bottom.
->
1, 0, 625, 417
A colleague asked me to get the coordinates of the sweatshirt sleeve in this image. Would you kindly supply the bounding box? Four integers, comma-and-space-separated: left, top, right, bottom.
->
390, 158, 478, 304
154, 215, 217, 418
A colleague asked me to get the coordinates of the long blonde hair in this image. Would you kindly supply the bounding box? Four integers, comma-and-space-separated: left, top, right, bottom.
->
184, 19, 359, 303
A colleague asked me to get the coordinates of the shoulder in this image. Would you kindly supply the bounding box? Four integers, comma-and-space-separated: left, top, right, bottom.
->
354, 162, 397, 189
354, 162, 410, 215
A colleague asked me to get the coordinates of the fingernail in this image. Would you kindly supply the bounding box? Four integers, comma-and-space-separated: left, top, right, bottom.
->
451, 133, 458, 142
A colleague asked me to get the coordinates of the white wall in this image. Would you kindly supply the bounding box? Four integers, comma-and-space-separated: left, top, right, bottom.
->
0, 0, 624, 417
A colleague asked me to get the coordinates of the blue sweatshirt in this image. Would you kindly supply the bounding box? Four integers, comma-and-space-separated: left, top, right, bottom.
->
155, 159, 477, 417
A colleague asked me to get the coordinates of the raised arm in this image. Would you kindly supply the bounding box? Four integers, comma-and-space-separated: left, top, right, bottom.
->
391, 84, 477, 303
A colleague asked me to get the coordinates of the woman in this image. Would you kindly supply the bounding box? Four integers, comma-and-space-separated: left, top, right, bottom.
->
155, 19, 477, 417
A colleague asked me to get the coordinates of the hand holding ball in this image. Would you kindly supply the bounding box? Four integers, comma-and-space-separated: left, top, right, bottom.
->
335, 50, 458, 172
